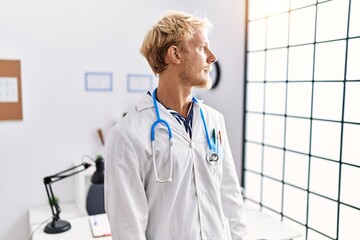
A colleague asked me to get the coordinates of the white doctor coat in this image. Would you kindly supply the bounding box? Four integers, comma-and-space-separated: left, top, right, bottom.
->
105, 93, 247, 240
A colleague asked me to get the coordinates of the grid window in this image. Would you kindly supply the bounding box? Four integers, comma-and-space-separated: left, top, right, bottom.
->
263, 115, 285, 147
244, 0, 360, 239
309, 157, 339, 199
316, 0, 349, 41
349, 0, 360, 37
312, 82, 343, 121
263, 146, 283, 180
287, 82, 312, 117
266, 48, 288, 81
247, 19, 266, 51
346, 38, 360, 80
342, 123, 360, 166
283, 185, 307, 224
262, 177, 283, 212
245, 112, 263, 143
267, 0, 289, 16
246, 83, 264, 112
247, 51, 265, 81
340, 165, 360, 209
339, 204, 360, 239
288, 45, 314, 81
289, 6, 316, 45
245, 171, 262, 202
284, 151, 309, 189
314, 41, 346, 81
290, 0, 316, 10
311, 120, 341, 161
344, 82, 360, 122
244, 142, 262, 173
264, 82, 286, 114
308, 194, 338, 239
285, 117, 310, 153
267, 13, 289, 49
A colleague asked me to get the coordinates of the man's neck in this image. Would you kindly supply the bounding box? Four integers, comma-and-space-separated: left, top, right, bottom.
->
156, 81, 193, 118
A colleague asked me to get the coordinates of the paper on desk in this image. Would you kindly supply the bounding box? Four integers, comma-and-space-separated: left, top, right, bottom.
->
89, 214, 112, 238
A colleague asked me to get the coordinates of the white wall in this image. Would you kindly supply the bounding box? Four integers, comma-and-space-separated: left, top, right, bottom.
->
0, 0, 245, 239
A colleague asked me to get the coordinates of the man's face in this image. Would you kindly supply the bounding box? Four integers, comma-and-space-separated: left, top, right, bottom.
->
179, 29, 217, 89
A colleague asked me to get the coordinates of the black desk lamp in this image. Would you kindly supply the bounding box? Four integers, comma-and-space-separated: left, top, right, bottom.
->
43, 162, 91, 234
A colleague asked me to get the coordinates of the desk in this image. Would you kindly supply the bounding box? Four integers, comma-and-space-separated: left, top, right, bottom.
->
30, 214, 111, 240
29, 203, 301, 240
244, 208, 301, 240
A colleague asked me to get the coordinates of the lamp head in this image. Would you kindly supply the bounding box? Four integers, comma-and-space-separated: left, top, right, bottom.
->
91, 155, 104, 184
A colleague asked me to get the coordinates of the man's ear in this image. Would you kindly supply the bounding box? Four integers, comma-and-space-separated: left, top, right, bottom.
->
167, 45, 181, 64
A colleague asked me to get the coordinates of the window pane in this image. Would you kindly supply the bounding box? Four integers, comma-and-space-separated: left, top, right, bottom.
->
341, 165, 360, 208
246, 83, 264, 112
245, 142, 263, 172
290, 0, 316, 10
263, 146, 283, 180
248, 19, 266, 51
346, 38, 360, 80
289, 6, 316, 45
264, 83, 286, 114
247, 51, 265, 81
283, 185, 307, 224
248, 0, 268, 20
246, 113, 263, 143
308, 194, 338, 239
286, 117, 310, 153
311, 120, 341, 160
263, 177, 282, 212
245, 171, 262, 202
339, 204, 360, 239
307, 229, 332, 240
266, 48, 287, 81
288, 45, 314, 81
344, 82, 360, 122
349, 0, 360, 37
267, 13, 289, 49
264, 115, 285, 147
267, 0, 289, 16
284, 151, 309, 189
283, 219, 307, 240
287, 82, 312, 117
342, 123, 360, 166
314, 41, 346, 81
316, 0, 349, 41
310, 157, 339, 199
312, 82, 344, 121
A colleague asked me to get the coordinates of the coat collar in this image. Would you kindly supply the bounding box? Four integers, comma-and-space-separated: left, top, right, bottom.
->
135, 92, 205, 142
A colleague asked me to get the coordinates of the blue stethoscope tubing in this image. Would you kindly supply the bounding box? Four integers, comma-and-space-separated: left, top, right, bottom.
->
150, 88, 219, 183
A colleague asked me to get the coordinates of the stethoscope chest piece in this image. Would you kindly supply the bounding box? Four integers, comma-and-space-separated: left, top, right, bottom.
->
207, 152, 219, 165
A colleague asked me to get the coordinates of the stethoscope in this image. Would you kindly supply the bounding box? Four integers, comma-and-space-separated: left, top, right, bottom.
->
150, 88, 219, 183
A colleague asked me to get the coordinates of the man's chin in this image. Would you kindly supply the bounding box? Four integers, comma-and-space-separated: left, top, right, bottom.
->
195, 79, 212, 90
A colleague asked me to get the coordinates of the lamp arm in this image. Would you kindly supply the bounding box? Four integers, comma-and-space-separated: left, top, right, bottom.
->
44, 162, 91, 184
44, 181, 61, 220
42, 162, 91, 230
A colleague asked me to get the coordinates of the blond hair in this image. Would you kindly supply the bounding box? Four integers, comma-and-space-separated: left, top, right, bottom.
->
140, 10, 212, 75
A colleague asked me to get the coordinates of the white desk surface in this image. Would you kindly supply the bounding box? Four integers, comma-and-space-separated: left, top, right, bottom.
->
30, 214, 111, 240
244, 208, 301, 240
30, 203, 301, 240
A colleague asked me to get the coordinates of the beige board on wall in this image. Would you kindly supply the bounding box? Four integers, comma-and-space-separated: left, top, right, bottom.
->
0, 60, 23, 121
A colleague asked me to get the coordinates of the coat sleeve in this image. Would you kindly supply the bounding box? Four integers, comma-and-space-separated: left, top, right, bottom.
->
104, 128, 148, 240
219, 118, 248, 240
